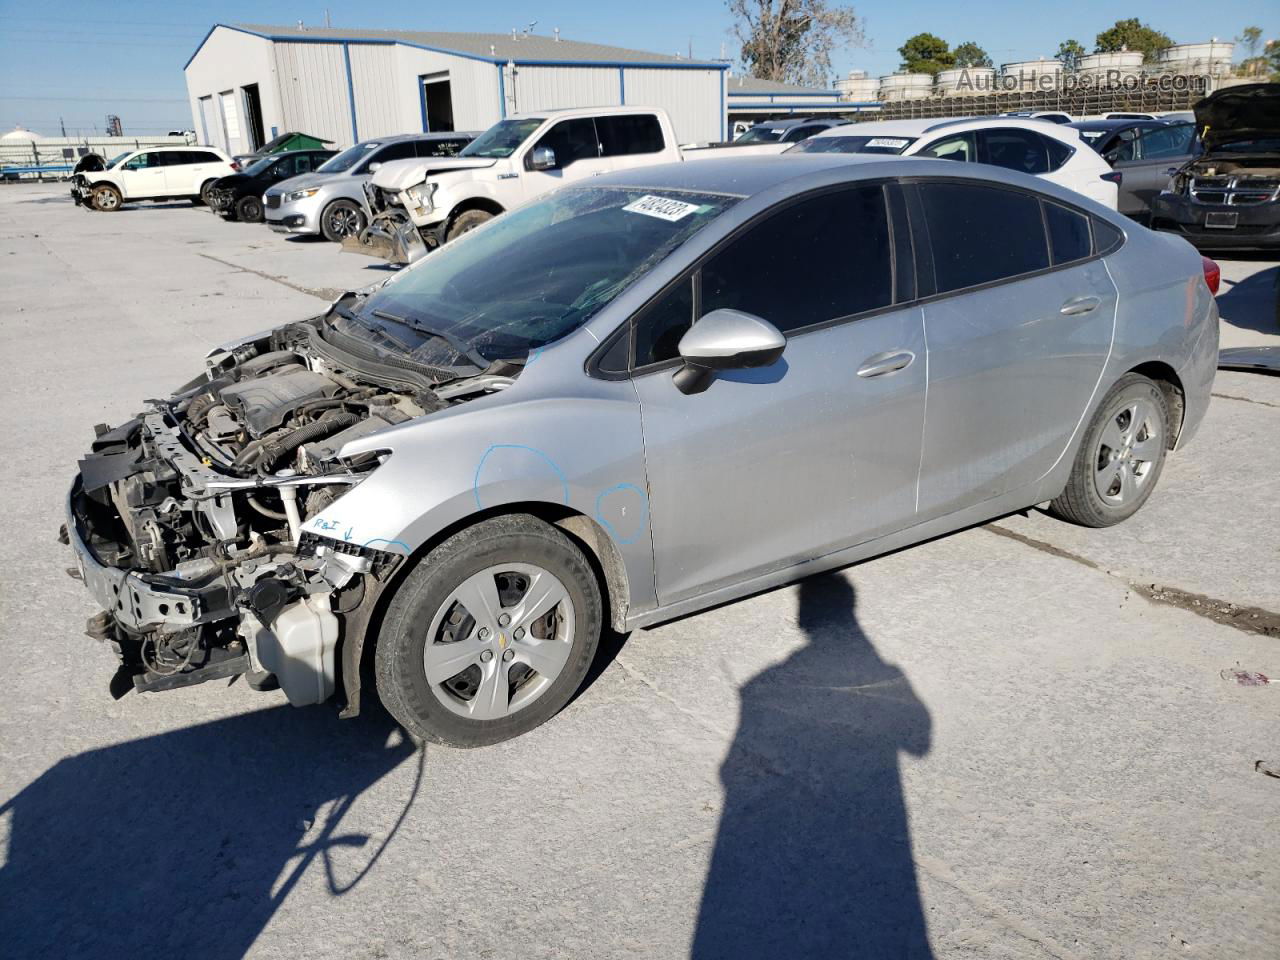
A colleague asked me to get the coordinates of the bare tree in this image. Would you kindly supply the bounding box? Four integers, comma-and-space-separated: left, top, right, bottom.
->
728, 0, 866, 86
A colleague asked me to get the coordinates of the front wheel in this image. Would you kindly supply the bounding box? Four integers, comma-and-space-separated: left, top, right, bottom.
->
235, 195, 263, 222
197, 179, 218, 206
91, 184, 122, 212
320, 199, 367, 242
1048, 373, 1170, 527
445, 208, 493, 243
375, 515, 602, 747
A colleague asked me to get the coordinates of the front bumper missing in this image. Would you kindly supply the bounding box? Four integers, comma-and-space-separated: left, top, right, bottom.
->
342, 211, 431, 265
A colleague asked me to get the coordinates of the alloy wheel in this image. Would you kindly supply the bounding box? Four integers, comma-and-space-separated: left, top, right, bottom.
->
328, 206, 361, 237
1093, 399, 1160, 505
422, 563, 575, 720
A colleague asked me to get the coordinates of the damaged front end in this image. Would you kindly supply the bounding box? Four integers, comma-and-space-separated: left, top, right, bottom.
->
341, 183, 433, 266
65, 305, 517, 711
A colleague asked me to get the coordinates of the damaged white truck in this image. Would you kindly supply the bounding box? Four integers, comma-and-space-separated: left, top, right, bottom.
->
344, 105, 682, 264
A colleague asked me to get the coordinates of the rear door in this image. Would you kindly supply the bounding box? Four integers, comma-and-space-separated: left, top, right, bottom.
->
632, 183, 927, 604
911, 179, 1116, 519
165, 150, 227, 196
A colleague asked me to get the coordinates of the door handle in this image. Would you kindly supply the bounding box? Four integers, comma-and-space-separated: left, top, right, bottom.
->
1059, 296, 1101, 317
856, 350, 914, 378
1164, 167, 1178, 175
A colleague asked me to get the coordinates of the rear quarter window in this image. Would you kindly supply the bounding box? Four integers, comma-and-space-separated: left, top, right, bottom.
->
1043, 201, 1091, 265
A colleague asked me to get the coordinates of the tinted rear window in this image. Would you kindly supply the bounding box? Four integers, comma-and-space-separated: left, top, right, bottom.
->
596, 115, 665, 156
919, 182, 1050, 293
1043, 201, 1091, 265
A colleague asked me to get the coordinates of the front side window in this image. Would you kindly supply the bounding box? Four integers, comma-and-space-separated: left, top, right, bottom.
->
459, 118, 544, 159
531, 118, 599, 169
633, 277, 695, 366
596, 115, 665, 157
917, 132, 977, 163
783, 124, 824, 142
419, 138, 468, 158
1137, 124, 1195, 159
735, 125, 786, 143
700, 184, 894, 334
365, 141, 417, 170
981, 129, 1051, 175
123, 153, 158, 170
346, 186, 736, 367
919, 182, 1049, 293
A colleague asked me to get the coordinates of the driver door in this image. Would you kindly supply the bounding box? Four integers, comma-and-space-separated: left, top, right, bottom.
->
631, 183, 927, 606
521, 117, 609, 200
118, 152, 164, 198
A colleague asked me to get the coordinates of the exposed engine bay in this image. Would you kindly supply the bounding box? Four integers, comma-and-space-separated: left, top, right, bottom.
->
65, 299, 520, 708
1169, 155, 1280, 205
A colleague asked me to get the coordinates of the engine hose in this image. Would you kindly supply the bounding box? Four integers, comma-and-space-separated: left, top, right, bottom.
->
246, 493, 289, 520
250, 411, 362, 472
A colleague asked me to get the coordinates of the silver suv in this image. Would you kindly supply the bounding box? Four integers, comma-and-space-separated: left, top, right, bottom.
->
263, 132, 475, 241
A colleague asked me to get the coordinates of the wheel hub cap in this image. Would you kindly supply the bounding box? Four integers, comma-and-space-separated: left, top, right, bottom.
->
1093, 399, 1159, 505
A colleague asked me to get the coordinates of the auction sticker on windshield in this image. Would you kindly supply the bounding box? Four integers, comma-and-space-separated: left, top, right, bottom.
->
623, 195, 702, 222
866, 138, 910, 149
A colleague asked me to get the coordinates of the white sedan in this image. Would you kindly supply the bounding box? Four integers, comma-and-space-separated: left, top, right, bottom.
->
788, 117, 1119, 209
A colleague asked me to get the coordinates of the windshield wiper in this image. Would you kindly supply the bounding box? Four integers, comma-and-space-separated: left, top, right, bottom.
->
371, 309, 490, 371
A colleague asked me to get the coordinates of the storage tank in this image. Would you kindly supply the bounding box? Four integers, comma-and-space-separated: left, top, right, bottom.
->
835, 69, 879, 101
999, 58, 1063, 92
1077, 50, 1144, 82
878, 73, 934, 101
935, 66, 996, 94
1151, 40, 1234, 77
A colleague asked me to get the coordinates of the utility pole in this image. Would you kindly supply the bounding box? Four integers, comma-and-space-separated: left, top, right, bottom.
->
60, 116, 67, 137
324, 8, 331, 28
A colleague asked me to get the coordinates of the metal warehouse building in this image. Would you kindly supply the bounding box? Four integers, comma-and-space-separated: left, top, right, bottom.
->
184, 23, 729, 155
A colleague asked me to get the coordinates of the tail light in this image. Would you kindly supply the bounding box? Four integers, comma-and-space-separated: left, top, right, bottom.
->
1100, 171, 1123, 186
230, 160, 241, 171
1201, 256, 1220, 295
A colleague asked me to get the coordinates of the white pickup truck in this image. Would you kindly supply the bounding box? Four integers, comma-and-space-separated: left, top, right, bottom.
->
348, 105, 683, 263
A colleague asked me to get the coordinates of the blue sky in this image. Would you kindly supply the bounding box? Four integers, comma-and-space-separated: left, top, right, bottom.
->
2, 1, 1276, 135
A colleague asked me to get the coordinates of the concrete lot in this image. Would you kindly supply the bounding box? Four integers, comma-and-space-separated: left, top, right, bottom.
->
0, 182, 1277, 960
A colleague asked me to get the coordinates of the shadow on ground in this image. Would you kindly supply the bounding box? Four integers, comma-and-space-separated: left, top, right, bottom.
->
0, 702, 419, 959
692, 574, 934, 959
1218, 263, 1278, 335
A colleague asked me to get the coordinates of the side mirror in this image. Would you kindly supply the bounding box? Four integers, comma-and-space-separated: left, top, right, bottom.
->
367, 162, 382, 173
673, 309, 786, 395
530, 146, 557, 171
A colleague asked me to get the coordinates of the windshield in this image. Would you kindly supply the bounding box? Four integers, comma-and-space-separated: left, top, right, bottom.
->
458, 118, 544, 159
106, 151, 132, 169
317, 141, 380, 173
338, 186, 738, 367
244, 155, 278, 176
735, 125, 786, 143
786, 134, 916, 155
1210, 137, 1280, 154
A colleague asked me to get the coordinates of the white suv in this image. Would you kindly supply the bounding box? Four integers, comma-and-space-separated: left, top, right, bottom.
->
71, 146, 237, 212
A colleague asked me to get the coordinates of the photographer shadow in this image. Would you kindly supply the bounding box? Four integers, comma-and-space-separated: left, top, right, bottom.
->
692, 574, 934, 959
0, 701, 418, 960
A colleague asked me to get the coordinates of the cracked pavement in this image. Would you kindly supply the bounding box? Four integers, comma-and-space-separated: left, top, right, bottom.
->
1, 183, 1277, 959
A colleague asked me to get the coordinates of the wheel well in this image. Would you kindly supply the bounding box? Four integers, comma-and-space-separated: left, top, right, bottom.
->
1127, 361, 1185, 448
92, 179, 120, 193
447, 197, 504, 226
338, 502, 630, 717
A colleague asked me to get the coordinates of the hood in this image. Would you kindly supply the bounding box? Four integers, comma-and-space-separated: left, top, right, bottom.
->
1195, 83, 1280, 152
370, 156, 498, 191
213, 173, 252, 189
264, 169, 347, 196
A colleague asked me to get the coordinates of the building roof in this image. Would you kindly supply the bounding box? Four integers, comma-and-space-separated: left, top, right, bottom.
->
726, 76, 840, 97
194, 23, 725, 69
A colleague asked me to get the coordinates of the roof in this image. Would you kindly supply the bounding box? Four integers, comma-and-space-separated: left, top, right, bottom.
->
815, 116, 1089, 141
726, 76, 841, 97
188, 23, 725, 69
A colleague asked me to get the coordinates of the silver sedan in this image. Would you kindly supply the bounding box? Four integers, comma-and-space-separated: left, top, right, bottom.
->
67, 155, 1217, 746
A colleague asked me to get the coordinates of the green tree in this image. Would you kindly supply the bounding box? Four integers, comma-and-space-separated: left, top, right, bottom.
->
952, 41, 992, 68
1094, 18, 1173, 63
1236, 26, 1264, 76
898, 32, 954, 75
728, 0, 867, 86
1056, 38, 1087, 71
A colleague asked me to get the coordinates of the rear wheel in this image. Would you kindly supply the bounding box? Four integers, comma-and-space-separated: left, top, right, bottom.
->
1048, 373, 1169, 527
375, 515, 602, 747
320, 199, 366, 242
445, 209, 493, 243
235, 195, 263, 222
91, 184, 122, 212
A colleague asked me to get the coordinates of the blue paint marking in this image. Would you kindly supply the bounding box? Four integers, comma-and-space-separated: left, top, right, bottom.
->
594, 483, 650, 546
363, 537, 411, 553
524, 347, 543, 366
473, 444, 569, 510
618, 66, 626, 105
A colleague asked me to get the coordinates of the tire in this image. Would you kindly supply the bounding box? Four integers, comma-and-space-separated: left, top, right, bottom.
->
445, 209, 493, 243
375, 515, 602, 748
320, 199, 367, 242
235, 195, 263, 223
91, 184, 122, 212
1048, 373, 1170, 527
196, 180, 218, 207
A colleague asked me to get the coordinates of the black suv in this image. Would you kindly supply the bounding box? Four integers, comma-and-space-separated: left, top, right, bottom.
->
207, 149, 337, 222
